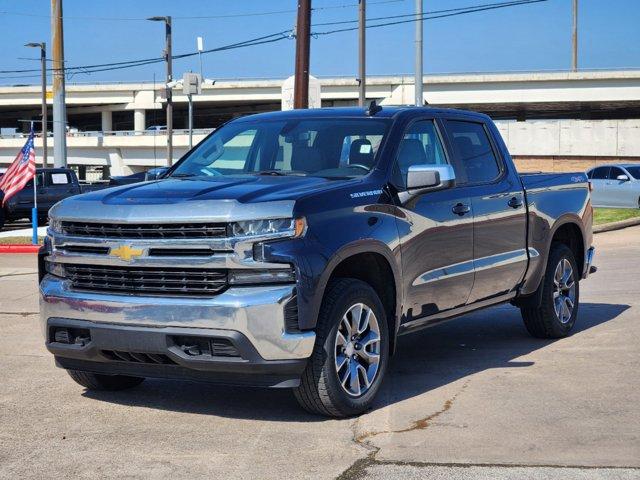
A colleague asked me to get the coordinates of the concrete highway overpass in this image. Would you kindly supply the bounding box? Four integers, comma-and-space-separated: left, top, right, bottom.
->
1, 69, 639, 177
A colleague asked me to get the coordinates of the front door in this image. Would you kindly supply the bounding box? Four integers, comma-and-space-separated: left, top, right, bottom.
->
393, 119, 475, 322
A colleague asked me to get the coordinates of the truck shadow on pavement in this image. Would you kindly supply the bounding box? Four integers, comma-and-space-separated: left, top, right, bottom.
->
82, 302, 628, 421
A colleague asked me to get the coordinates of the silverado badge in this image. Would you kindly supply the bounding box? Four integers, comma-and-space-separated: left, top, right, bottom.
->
110, 245, 144, 262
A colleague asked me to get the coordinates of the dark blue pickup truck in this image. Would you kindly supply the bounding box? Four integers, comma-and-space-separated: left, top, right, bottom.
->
0, 168, 107, 230
39, 106, 595, 417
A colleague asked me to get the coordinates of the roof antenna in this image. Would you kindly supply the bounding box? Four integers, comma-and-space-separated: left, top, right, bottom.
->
366, 100, 382, 116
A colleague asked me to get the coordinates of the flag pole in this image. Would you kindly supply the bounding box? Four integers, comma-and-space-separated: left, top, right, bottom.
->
31, 122, 38, 245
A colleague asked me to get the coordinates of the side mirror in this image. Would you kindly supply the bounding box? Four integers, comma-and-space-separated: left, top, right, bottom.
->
617, 174, 630, 182
406, 164, 456, 194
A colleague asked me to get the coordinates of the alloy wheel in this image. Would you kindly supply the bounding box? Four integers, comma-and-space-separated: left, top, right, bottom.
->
553, 258, 576, 324
334, 303, 381, 397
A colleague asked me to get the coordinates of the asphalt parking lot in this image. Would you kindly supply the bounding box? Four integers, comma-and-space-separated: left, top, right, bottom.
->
1, 227, 639, 480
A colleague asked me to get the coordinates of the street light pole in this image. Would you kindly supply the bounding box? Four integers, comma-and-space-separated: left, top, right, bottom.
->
148, 16, 173, 166
572, 0, 578, 72
25, 42, 48, 168
415, 0, 423, 106
358, 0, 366, 107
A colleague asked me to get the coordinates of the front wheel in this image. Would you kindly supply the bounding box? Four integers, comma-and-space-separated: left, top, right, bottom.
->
520, 243, 580, 338
294, 278, 389, 417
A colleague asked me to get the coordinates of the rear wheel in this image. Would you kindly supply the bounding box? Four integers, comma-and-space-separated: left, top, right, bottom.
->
66, 370, 145, 391
0, 208, 5, 230
520, 243, 580, 338
294, 278, 389, 417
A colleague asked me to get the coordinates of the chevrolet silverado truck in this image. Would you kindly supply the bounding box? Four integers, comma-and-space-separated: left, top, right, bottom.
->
39, 106, 596, 417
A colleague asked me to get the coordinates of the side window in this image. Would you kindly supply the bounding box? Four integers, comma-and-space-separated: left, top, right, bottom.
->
48, 172, 71, 185
591, 167, 609, 180
394, 120, 446, 188
609, 167, 624, 180
445, 120, 502, 184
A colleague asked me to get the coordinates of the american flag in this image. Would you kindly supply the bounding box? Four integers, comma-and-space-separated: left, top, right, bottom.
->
0, 130, 36, 206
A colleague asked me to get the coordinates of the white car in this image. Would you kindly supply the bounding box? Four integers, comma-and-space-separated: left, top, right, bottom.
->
586, 164, 640, 209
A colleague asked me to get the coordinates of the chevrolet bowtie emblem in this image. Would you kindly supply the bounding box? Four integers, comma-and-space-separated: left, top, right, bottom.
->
110, 245, 144, 262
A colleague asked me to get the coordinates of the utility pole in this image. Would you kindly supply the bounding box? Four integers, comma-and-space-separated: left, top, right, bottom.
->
51, 0, 67, 167
25, 42, 48, 168
572, 0, 578, 71
415, 0, 423, 106
148, 16, 173, 165
294, 0, 311, 109
358, 0, 366, 107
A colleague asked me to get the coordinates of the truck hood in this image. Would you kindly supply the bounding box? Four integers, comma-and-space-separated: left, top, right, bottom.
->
50, 175, 358, 223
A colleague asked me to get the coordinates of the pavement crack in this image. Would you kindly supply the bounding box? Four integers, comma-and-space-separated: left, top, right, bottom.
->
337, 380, 471, 480
0, 311, 39, 317
0, 271, 37, 278
356, 379, 470, 443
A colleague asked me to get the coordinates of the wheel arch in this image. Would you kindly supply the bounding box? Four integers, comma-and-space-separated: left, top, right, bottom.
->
314, 241, 402, 354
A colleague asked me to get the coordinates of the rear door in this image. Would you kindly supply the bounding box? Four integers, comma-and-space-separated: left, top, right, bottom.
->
441, 118, 528, 303
393, 118, 475, 320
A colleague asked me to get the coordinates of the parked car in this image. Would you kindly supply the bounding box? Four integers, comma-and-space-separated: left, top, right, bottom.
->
586, 164, 640, 208
39, 106, 595, 417
0, 168, 107, 229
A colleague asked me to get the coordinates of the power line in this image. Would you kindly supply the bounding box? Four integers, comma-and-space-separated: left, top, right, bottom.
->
313, 0, 548, 35
313, 0, 541, 26
0, 0, 403, 22
0, 0, 548, 81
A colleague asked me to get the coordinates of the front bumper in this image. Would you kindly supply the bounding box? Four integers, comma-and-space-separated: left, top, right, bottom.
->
40, 275, 316, 387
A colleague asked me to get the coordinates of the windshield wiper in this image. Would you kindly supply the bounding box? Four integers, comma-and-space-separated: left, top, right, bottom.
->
171, 173, 197, 178
255, 170, 287, 176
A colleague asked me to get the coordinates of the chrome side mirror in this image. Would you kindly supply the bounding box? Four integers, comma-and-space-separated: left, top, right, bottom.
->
617, 174, 630, 182
406, 164, 456, 194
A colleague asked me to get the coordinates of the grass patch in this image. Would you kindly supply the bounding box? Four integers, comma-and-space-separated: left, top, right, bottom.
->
593, 208, 640, 226
0, 236, 44, 245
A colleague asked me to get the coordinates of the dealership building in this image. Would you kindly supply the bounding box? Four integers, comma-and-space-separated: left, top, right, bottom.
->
1, 69, 639, 178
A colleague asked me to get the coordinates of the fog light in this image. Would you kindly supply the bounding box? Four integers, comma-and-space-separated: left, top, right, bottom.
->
228, 269, 295, 285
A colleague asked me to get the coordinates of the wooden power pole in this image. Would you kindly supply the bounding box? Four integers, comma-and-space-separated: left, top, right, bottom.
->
294, 0, 311, 109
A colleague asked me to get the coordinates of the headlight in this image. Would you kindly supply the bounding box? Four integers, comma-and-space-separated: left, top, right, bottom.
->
228, 268, 295, 285
48, 217, 63, 234
230, 217, 306, 238
44, 260, 65, 278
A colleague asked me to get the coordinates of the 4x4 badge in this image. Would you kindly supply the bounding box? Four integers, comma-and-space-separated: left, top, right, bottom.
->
110, 245, 144, 261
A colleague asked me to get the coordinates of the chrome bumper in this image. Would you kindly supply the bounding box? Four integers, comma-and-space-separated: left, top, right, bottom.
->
39, 275, 315, 361
583, 246, 596, 278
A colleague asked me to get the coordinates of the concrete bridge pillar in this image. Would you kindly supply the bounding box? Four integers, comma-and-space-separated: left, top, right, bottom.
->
101, 110, 112, 132
134, 109, 146, 132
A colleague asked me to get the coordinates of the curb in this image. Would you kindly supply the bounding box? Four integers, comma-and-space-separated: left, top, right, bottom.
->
0, 244, 41, 254
594, 217, 640, 234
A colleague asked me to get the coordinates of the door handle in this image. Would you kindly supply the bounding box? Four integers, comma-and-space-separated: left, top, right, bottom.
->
508, 197, 523, 209
452, 203, 471, 216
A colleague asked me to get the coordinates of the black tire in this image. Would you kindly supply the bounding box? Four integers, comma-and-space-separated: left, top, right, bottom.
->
520, 243, 580, 338
294, 278, 389, 417
0, 208, 5, 230
66, 370, 145, 391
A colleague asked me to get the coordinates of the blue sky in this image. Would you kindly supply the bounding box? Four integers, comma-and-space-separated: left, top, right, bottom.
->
0, 0, 639, 85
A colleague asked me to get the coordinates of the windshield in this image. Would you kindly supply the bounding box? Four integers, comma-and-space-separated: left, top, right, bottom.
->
625, 166, 640, 180
170, 117, 391, 179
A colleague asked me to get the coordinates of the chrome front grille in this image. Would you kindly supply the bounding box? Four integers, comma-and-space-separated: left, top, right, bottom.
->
61, 221, 227, 239
65, 265, 227, 296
